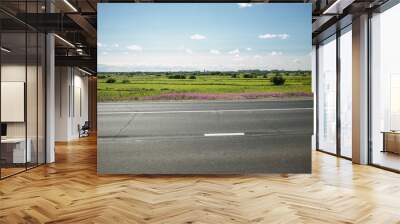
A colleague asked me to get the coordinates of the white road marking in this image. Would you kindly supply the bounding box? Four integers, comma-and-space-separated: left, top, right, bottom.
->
204, 133, 245, 137
98, 107, 313, 115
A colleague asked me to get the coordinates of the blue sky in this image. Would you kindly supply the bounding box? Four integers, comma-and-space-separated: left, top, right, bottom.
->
98, 3, 311, 72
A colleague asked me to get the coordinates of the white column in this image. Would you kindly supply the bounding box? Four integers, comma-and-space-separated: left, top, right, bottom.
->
46, 33, 55, 163
352, 14, 369, 164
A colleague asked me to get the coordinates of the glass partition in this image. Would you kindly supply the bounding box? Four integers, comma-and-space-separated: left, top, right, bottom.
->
1, 30, 28, 177
371, 3, 400, 171
317, 35, 337, 154
0, 2, 46, 179
339, 26, 352, 158
37, 32, 45, 165
27, 30, 38, 169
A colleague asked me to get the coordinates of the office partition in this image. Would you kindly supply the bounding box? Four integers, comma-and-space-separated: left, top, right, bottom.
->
0, 1, 47, 179
317, 35, 337, 155
339, 26, 352, 158
370, 3, 400, 171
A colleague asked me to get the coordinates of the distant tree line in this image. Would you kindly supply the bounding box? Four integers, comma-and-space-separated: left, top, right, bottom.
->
98, 70, 310, 77
100, 69, 298, 87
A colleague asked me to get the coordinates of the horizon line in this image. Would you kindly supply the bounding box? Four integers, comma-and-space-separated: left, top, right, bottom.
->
97, 70, 312, 73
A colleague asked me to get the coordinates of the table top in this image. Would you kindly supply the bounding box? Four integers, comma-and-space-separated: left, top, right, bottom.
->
1, 138, 28, 143
381, 131, 400, 134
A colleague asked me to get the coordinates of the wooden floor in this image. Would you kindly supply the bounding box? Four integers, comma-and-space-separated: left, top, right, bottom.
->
1, 135, 400, 223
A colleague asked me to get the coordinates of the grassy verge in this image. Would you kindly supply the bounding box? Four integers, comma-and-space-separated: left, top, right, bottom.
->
97, 73, 312, 102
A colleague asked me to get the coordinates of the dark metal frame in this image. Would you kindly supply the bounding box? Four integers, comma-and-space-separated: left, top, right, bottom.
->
367, 10, 373, 166
315, 44, 319, 151
336, 21, 341, 158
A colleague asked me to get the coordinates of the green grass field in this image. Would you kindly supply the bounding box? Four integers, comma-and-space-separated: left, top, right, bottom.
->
97, 73, 312, 102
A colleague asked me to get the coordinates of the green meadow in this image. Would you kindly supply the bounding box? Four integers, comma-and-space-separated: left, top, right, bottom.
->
97, 72, 312, 102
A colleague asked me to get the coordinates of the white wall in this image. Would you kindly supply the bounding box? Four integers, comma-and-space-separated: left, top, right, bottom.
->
55, 66, 70, 141
1, 64, 26, 139
1, 63, 46, 164
71, 73, 89, 138
55, 67, 89, 141
1, 65, 40, 137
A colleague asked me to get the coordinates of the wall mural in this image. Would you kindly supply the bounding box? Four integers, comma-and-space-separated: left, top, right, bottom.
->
97, 3, 313, 174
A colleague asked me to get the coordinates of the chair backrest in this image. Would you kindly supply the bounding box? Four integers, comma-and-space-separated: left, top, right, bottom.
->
82, 121, 90, 129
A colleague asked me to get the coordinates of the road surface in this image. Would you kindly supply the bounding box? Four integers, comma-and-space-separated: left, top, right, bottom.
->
98, 99, 313, 174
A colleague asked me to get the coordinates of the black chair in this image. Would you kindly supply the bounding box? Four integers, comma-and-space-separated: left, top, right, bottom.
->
79, 121, 90, 138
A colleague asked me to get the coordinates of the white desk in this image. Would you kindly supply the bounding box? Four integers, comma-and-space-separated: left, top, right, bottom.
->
1, 138, 31, 163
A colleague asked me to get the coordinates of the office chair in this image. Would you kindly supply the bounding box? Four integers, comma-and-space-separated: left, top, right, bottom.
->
79, 121, 90, 138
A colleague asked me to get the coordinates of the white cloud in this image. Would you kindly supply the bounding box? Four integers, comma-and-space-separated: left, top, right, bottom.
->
185, 49, 193, 54
190, 34, 206, 40
210, 49, 220, 55
178, 45, 193, 54
123, 52, 129, 55
237, 3, 252, 8
271, 51, 283, 56
246, 47, 252, 51
258, 33, 289, 40
112, 43, 119, 48
233, 54, 243, 61
228, 49, 240, 54
127, 45, 143, 51
98, 50, 311, 72
293, 58, 301, 64
97, 42, 104, 47
102, 51, 108, 55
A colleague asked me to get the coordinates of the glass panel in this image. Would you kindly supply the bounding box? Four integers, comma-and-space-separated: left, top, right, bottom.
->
1, 31, 27, 177
38, 32, 45, 165
340, 27, 352, 158
0, 1, 46, 178
318, 35, 337, 154
26, 0, 39, 169
27, 31, 38, 169
371, 4, 400, 171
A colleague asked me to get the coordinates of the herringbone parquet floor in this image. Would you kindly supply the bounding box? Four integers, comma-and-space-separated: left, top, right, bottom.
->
1, 134, 400, 224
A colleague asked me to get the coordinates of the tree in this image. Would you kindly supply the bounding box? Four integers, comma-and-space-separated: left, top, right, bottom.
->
243, 74, 255, 78
168, 74, 186, 79
271, 75, 285, 85
106, 78, 116, 83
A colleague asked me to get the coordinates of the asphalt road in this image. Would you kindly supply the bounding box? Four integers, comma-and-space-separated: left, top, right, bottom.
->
98, 99, 313, 174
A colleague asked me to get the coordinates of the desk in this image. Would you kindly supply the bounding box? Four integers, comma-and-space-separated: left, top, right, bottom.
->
382, 131, 400, 154
1, 138, 31, 163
